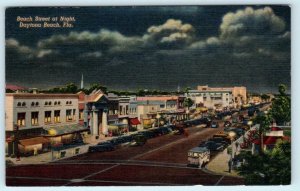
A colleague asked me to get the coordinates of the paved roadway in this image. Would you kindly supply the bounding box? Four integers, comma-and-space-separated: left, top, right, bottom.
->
7, 122, 244, 186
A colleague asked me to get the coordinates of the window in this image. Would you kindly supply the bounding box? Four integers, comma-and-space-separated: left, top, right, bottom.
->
31, 112, 38, 125
49, 101, 52, 106
72, 109, 76, 120
66, 109, 72, 121
160, 104, 165, 108
45, 102, 48, 106
119, 106, 123, 115
58, 101, 61, 105
126, 105, 129, 114
35, 102, 39, 106
54, 101, 57, 105
54, 110, 60, 123
79, 109, 84, 120
66, 101, 69, 105
17, 112, 26, 126
44, 111, 51, 123
31, 102, 35, 106
22, 102, 26, 106
69, 101, 72, 104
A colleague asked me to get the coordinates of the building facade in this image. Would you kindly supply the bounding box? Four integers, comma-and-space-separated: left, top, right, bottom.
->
5, 93, 85, 157
187, 85, 247, 109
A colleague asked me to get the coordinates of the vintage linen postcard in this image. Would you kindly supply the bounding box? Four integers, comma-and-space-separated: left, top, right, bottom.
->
5, 5, 291, 186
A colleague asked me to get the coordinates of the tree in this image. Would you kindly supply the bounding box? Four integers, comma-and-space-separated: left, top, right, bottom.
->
254, 113, 271, 154
137, 89, 146, 96
183, 98, 194, 109
269, 84, 291, 125
185, 87, 191, 93
65, 83, 78, 93
237, 140, 291, 185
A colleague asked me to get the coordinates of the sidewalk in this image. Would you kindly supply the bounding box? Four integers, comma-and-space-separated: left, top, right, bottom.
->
205, 148, 240, 177
6, 135, 114, 165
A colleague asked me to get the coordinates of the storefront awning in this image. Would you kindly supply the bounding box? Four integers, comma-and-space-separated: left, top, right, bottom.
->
130, 118, 141, 125
43, 124, 88, 136
19, 137, 49, 146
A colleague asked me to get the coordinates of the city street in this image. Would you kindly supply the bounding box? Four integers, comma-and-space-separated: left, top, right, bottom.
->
6, 122, 244, 186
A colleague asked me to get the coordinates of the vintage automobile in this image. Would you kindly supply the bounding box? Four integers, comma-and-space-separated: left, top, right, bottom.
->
187, 147, 210, 168
88, 142, 115, 153
210, 121, 219, 128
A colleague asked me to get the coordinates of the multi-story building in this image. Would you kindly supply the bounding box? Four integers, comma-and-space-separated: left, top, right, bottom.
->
5, 92, 86, 157
136, 96, 186, 128
186, 85, 247, 109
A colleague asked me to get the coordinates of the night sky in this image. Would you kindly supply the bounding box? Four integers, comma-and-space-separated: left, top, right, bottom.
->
5, 6, 290, 93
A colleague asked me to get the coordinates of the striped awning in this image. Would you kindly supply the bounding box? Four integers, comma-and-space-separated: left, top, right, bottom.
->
43, 124, 88, 136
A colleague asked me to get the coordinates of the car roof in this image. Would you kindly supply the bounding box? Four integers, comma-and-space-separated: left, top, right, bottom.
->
189, 147, 209, 152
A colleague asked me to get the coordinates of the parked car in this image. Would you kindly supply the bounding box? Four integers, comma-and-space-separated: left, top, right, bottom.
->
224, 121, 232, 128
130, 134, 147, 146
208, 137, 229, 146
88, 143, 115, 153
199, 141, 224, 151
210, 121, 219, 128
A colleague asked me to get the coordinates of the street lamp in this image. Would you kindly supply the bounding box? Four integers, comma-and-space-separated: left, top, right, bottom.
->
228, 131, 237, 158
186, 110, 189, 120
228, 131, 236, 173
156, 113, 161, 128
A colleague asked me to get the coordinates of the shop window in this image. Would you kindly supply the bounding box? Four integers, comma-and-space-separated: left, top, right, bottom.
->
44, 111, 51, 123
72, 109, 76, 120
17, 112, 26, 127
31, 112, 38, 125
66, 109, 72, 121
54, 110, 60, 123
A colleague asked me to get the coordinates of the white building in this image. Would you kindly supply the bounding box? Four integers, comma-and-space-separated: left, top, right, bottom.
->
5, 93, 85, 157
186, 85, 247, 109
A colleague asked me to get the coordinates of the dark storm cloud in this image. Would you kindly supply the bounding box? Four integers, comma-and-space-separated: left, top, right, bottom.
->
5, 6, 290, 92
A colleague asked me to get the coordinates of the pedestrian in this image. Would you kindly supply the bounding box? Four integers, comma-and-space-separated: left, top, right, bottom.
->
228, 159, 232, 173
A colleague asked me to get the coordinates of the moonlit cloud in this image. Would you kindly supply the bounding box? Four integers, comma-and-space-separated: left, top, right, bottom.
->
220, 6, 286, 39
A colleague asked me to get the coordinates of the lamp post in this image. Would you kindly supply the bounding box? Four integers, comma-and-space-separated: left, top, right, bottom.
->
228, 131, 236, 173
186, 110, 189, 120
156, 113, 161, 128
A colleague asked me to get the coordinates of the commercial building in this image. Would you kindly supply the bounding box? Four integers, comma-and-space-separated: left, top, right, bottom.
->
186, 85, 247, 109
136, 96, 186, 128
5, 93, 86, 157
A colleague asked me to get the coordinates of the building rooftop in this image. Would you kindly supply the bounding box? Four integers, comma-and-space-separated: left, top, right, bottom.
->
137, 96, 178, 101
6, 93, 79, 98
